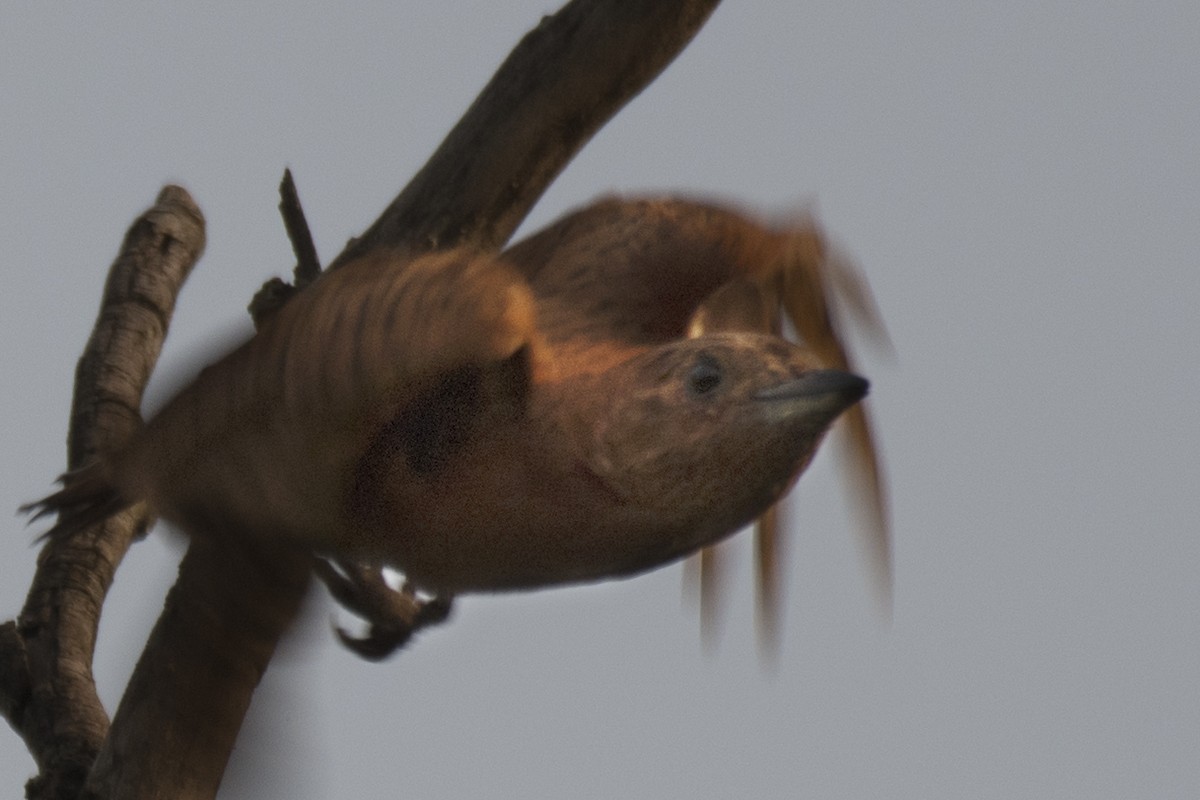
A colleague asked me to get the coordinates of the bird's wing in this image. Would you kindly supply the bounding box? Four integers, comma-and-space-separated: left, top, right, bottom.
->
503, 197, 778, 345
258, 248, 536, 424
772, 235, 892, 616
31, 249, 537, 545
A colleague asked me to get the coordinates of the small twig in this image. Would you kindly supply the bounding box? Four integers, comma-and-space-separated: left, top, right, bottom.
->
249, 170, 324, 326
278, 168, 322, 288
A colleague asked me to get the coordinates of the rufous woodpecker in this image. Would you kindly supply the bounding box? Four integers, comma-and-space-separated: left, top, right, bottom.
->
26, 196, 885, 610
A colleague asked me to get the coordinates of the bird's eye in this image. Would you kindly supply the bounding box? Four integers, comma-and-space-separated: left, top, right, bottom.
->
687, 355, 723, 396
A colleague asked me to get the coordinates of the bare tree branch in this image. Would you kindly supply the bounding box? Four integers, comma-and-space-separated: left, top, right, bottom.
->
0, 186, 204, 800
84, 537, 312, 800
330, 0, 721, 265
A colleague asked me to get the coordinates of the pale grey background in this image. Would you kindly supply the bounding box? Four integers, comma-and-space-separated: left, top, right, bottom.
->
2, 2, 1198, 798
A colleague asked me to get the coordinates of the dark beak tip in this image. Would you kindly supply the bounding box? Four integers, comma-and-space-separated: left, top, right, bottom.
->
753, 369, 869, 403
845, 372, 870, 401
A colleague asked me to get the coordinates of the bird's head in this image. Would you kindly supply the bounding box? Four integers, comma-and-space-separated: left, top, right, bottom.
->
586, 332, 867, 546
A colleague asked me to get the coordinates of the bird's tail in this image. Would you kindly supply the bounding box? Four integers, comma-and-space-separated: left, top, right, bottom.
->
20, 461, 132, 542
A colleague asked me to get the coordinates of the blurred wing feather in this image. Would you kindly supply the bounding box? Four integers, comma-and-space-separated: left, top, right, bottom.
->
104, 249, 536, 541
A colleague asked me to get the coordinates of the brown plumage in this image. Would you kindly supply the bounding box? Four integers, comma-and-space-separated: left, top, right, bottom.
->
26, 196, 885, 611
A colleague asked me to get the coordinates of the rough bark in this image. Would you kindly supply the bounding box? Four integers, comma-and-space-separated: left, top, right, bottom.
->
0, 186, 205, 799
330, 0, 721, 264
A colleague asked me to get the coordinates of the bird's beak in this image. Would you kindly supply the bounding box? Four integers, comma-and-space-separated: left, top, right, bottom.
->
753, 369, 868, 421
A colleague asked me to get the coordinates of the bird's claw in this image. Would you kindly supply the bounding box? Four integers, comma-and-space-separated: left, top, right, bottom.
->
314, 557, 453, 660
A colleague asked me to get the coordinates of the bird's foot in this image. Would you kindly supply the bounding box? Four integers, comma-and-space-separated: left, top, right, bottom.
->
314, 558, 453, 660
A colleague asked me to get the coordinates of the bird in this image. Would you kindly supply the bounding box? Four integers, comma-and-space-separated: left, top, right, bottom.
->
25, 195, 884, 627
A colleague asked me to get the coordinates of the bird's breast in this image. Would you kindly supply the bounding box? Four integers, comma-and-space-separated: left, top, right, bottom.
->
347, 417, 695, 594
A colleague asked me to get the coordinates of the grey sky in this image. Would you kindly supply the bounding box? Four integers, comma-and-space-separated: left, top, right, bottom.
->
2, 2, 1198, 798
